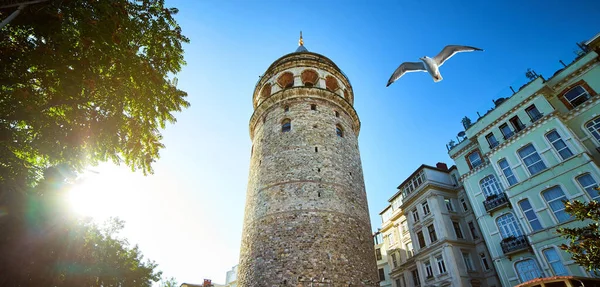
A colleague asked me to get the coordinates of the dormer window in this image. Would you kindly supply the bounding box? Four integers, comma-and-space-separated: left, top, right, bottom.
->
563, 85, 591, 108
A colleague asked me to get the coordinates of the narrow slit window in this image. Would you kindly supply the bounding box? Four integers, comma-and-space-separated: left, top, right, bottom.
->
335, 111, 339, 117
311, 104, 317, 110
336, 125, 344, 137
284, 105, 289, 112
282, 119, 291, 133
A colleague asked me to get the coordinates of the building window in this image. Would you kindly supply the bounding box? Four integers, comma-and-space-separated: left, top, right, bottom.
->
310, 104, 316, 111
542, 186, 572, 223
480, 174, 503, 197
425, 261, 434, 278
453, 221, 464, 239
585, 116, 600, 144
576, 173, 600, 201
417, 231, 426, 249
261, 83, 272, 100
336, 125, 344, 137
395, 278, 402, 287
422, 201, 431, 216
411, 269, 421, 287
335, 111, 339, 117
401, 221, 409, 234
466, 150, 483, 169
515, 259, 543, 283
412, 209, 420, 223
543, 248, 568, 276
525, 104, 543, 122
480, 253, 491, 271
486, 133, 499, 148
375, 248, 382, 261
563, 85, 591, 108
460, 197, 469, 212
498, 158, 518, 186
518, 199, 543, 232
496, 213, 523, 239
277, 72, 294, 88
518, 143, 547, 175
301, 69, 318, 87
387, 233, 395, 246
284, 105, 289, 112
427, 224, 437, 243
281, 119, 291, 133
499, 123, 514, 140
462, 252, 475, 271
391, 252, 398, 267
546, 130, 574, 160
378, 268, 386, 281
468, 221, 479, 239
325, 75, 339, 92
401, 170, 427, 197
436, 255, 447, 274
445, 198, 454, 212
510, 116, 526, 132
406, 242, 414, 258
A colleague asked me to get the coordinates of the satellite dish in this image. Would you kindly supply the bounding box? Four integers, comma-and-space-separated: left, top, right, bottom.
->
458, 131, 466, 138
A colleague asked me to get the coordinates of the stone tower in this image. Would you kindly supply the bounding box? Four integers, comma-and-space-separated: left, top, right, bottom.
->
238, 34, 378, 287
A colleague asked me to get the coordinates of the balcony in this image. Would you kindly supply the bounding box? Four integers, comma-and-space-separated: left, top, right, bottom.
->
483, 192, 510, 215
501, 235, 530, 256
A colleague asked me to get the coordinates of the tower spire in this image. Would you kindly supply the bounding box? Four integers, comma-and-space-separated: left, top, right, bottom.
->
299, 31, 304, 46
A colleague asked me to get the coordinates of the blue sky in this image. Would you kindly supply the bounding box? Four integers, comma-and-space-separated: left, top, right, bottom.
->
72, 0, 600, 285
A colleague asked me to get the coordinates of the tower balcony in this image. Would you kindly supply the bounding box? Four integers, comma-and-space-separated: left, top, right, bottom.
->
483, 192, 510, 215
501, 235, 530, 256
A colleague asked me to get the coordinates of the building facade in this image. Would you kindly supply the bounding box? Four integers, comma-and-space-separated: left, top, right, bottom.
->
373, 232, 392, 287
237, 36, 378, 286
448, 33, 600, 287
225, 264, 238, 287
378, 163, 501, 287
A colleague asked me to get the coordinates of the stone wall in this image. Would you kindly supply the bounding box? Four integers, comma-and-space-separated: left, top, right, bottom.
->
238, 53, 378, 287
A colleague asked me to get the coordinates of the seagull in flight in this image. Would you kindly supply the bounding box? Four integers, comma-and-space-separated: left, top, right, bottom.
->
386, 45, 483, 87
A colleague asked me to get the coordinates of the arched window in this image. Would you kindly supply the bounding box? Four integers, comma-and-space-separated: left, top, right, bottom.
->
325, 75, 339, 92
301, 69, 318, 87
542, 248, 568, 276
277, 72, 294, 89
562, 85, 590, 108
576, 173, 600, 201
495, 213, 523, 239
336, 125, 344, 137
480, 175, 503, 197
281, 119, 291, 133
515, 259, 543, 283
260, 83, 271, 100
541, 186, 572, 223
585, 116, 600, 144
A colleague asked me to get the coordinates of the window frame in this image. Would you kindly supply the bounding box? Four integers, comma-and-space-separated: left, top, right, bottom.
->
542, 247, 568, 276
427, 224, 437, 243
545, 129, 574, 160
412, 209, 420, 223
585, 116, 600, 145
422, 201, 431, 216
562, 84, 591, 108
462, 252, 475, 271
495, 212, 524, 239
466, 150, 483, 169
468, 221, 479, 239
525, 104, 543, 122
452, 221, 464, 239
460, 197, 469, 212
514, 258, 543, 283
335, 124, 344, 138
576, 173, 600, 201
378, 268, 386, 281
518, 143, 547, 176
499, 123, 514, 140
444, 198, 454, 212
518, 199, 543, 232
375, 248, 382, 261
541, 185, 573, 224
498, 158, 518, 186
509, 115, 526, 132
424, 261, 434, 278
436, 255, 447, 274
480, 253, 491, 271
486, 132, 499, 148
480, 174, 503, 198
281, 119, 291, 133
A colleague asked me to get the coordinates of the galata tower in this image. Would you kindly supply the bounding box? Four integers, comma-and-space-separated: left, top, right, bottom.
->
238, 33, 378, 287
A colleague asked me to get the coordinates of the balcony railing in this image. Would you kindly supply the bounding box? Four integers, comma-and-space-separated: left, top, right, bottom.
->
483, 192, 510, 214
501, 235, 530, 255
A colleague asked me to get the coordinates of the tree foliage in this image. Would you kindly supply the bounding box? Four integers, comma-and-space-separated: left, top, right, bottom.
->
557, 199, 600, 274
0, 0, 190, 191
0, 165, 162, 286
160, 276, 179, 287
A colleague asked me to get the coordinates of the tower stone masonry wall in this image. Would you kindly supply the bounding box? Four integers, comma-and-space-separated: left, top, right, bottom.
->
238, 51, 378, 287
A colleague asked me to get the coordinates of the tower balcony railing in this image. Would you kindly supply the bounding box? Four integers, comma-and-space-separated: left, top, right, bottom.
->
483, 192, 510, 215
501, 235, 530, 255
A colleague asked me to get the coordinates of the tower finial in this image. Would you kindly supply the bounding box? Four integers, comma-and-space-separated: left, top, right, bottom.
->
299, 31, 304, 46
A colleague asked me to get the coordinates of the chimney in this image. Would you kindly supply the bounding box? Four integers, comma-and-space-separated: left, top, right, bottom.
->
436, 162, 448, 171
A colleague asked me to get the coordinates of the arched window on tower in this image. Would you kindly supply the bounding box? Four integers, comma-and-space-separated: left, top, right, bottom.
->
336, 124, 344, 137
301, 69, 318, 87
260, 83, 271, 100
282, 119, 291, 133
277, 72, 294, 89
326, 75, 339, 92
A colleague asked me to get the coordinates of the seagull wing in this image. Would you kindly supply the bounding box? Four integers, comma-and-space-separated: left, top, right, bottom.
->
386, 61, 426, 87
433, 45, 483, 67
